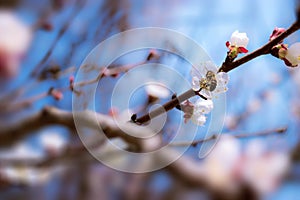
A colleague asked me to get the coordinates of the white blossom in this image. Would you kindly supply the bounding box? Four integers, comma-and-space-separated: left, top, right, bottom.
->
182, 98, 213, 126
0, 167, 51, 185
241, 140, 290, 194
285, 42, 300, 67
0, 143, 43, 160
191, 112, 206, 126
145, 82, 170, 99
193, 98, 213, 114
202, 135, 241, 191
0, 11, 32, 77
191, 61, 229, 99
230, 30, 249, 48
40, 132, 66, 154
191, 99, 213, 126
201, 137, 290, 195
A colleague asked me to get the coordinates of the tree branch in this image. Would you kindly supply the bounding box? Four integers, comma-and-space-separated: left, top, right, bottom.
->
135, 89, 196, 124
219, 21, 300, 72
135, 19, 300, 124
0, 106, 75, 147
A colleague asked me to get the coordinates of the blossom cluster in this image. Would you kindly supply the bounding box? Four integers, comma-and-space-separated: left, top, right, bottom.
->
182, 30, 251, 126
183, 26, 300, 126
183, 61, 229, 126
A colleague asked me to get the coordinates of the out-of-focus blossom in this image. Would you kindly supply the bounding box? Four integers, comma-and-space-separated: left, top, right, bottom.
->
145, 82, 170, 103
225, 114, 238, 130
40, 132, 66, 155
202, 135, 241, 191
270, 72, 282, 85
200, 137, 290, 196
0, 143, 43, 160
269, 27, 286, 42
262, 90, 276, 102
247, 98, 261, 113
284, 42, 300, 67
226, 30, 249, 59
241, 140, 290, 195
191, 61, 229, 99
0, 11, 32, 78
0, 167, 51, 185
290, 100, 300, 118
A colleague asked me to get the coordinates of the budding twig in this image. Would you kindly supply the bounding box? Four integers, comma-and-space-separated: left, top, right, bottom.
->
219, 21, 300, 72
135, 19, 300, 125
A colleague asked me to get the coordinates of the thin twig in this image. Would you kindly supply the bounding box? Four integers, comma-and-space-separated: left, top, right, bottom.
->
76, 61, 146, 87
30, 0, 84, 77
0, 59, 152, 114
170, 126, 287, 147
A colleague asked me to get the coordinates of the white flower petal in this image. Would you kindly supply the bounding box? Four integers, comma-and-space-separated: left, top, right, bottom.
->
192, 76, 201, 91
204, 61, 218, 73
40, 132, 66, 152
213, 85, 228, 94
191, 66, 205, 78
191, 113, 206, 126
145, 82, 170, 98
230, 30, 249, 48
200, 89, 212, 99
194, 98, 214, 114
216, 72, 229, 85
0, 11, 32, 55
286, 42, 300, 66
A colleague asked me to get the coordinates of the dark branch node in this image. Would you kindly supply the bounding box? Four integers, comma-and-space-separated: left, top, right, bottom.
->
131, 114, 137, 123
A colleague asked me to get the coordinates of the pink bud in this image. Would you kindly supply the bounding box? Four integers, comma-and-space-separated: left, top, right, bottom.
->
147, 49, 160, 61
39, 21, 53, 31
110, 73, 119, 78
69, 75, 74, 84
269, 27, 286, 42
50, 89, 63, 101
108, 107, 119, 117
181, 100, 194, 123
226, 41, 230, 48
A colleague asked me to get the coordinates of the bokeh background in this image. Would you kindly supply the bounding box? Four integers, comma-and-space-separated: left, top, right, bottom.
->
0, 0, 300, 199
